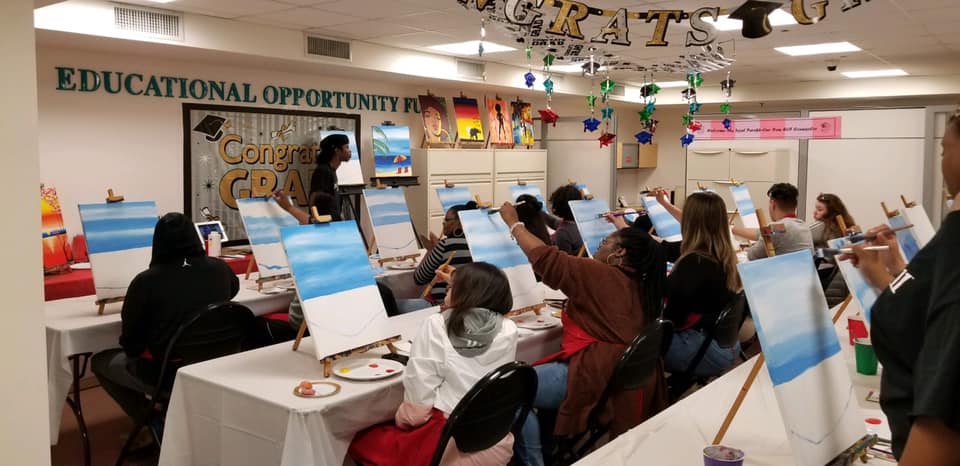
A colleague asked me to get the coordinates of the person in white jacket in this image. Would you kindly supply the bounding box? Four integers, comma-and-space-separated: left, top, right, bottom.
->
349, 262, 519, 466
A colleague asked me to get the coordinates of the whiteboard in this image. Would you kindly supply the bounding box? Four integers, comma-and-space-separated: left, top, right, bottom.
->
544, 118, 615, 209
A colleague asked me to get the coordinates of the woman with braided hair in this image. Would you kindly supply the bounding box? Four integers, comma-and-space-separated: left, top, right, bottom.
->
497, 202, 668, 466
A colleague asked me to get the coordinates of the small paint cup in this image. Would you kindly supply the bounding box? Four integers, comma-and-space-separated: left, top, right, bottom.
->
848, 317, 868, 346
703, 445, 745, 466
854, 338, 878, 376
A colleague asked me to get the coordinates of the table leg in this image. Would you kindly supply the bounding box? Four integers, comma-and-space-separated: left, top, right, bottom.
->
65, 352, 93, 466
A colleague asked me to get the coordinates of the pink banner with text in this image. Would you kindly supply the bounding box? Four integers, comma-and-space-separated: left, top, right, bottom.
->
693, 117, 842, 140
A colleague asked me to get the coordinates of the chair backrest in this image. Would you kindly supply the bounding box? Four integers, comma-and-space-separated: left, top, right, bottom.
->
606, 319, 667, 394
714, 292, 746, 349
817, 264, 839, 292
376, 281, 401, 317
430, 362, 538, 466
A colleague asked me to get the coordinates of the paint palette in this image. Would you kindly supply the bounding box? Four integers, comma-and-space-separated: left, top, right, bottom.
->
70, 262, 92, 270
511, 312, 561, 330
292, 380, 341, 398
332, 358, 404, 381
386, 260, 418, 270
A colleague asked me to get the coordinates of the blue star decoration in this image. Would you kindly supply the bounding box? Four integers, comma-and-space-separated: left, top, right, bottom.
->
645, 102, 656, 113
689, 102, 702, 114
601, 107, 614, 120
543, 78, 554, 94
635, 131, 654, 145
582, 117, 601, 132
524, 72, 536, 89
723, 118, 733, 130
681, 133, 696, 147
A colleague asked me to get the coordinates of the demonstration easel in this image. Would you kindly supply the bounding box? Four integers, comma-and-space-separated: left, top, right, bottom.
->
95, 189, 128, 315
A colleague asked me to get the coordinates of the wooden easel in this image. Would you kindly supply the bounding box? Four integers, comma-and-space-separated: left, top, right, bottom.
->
474, 194, 493, 209
900, 195, 917, 209
443, 179, 455, 189
576, 244, 588, 257
506, 303, 545, 317
516, 179, 526, 186
378, 253, 420, 268
292, 330, 403, 378
96, 188, 127, 315
880, 201, 899, 219
568, 179, 594, 200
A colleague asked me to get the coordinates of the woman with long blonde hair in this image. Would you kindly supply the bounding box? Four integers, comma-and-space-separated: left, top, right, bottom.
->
661, 191, 741, 377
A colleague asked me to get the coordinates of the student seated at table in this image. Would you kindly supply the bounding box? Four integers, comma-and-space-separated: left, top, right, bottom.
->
349, 262, 519, 466
91, 213, 239, 436
413, 202, 477, 305
515, 194, 552, 246
544, 185, 584, 255
810, 193, 858, 305
496, 203, 667, 466
731, 183, 814, 260
653, 192, 741, 377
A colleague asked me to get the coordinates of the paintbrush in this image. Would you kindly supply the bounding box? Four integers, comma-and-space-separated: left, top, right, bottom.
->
597, 209, 644, 218
816, 245, 889, 259
421, 251, 457, 298
487, 200, 526, 214
848, 224, 913, 242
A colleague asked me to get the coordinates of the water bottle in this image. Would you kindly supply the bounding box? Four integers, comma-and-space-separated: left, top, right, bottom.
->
208, 231, 222, 257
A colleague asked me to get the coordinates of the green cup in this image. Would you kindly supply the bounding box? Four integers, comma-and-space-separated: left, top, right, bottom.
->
855, 338, 878, 375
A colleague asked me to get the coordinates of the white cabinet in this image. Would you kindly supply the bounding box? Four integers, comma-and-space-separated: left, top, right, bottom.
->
686, 145, 791, 224
407, 149, 547, 235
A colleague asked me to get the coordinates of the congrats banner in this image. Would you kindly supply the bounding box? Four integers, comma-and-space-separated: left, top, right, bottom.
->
185, 103, 359, 242
692, 117, 842, 141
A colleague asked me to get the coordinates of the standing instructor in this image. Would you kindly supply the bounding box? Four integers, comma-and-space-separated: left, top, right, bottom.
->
309, 133, 352, 221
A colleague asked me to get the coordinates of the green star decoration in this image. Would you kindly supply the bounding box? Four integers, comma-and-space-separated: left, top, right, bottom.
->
526, 47, 532, 60
721, 103, 732, 114
649, 83, 661, 95
638, 109, 653, 121
601, 107, 614, 120
586, 95, 597, 107
600, 79, 616, 95
543, 53, 555, 67
682, 115, 694, 126
687, 72, 703, 88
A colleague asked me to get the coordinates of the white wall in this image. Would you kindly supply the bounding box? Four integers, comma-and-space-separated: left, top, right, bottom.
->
1, 1, 51, 464
807, 109, 927, 229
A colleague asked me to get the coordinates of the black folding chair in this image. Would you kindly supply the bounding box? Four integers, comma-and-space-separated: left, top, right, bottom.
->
553, 318, 671, 465
667, 293, 746, 401
115, 301, 255, 466
428, 362, 538, 466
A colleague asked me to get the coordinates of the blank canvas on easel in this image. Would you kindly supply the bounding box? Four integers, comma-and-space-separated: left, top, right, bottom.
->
436, 186, 474, 214
236, 197, 300, 278
730, 184, 760, 229
458, 210, 541, 311
828, 238, 879, 326
901, 202, 935, 248
641, 196, 682, 242
78, 201, 157, 300
280, 221, 394, 359
569, 198, 616, 258
320, 130, 363, 186
363, 188, 419, 260
738, 251, 865, 466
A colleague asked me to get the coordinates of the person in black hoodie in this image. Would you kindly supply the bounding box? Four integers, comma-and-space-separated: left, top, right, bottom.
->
91, 212, 239, 423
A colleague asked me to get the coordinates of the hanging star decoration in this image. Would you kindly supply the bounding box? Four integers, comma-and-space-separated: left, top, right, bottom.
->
524, 72, 536, 88
543, 78, 554, 95
723, 118, 733, 130
689, 102, 702, 114
682, 115, 695, 126
583, 117, 601, 132
645, 102, 656, 114
539, 108, 560, 126
635, 131, 653, 145
688, 120, 703, 132
641, 83, 661, 98
543, 53, 555, 68
599, 132, 616, 147
720, 71, 735, 131
638, 109, 653, 121
720, 103, 732, 113
681, 133, 696, 147
586, 94, 598, 107
601, 107, 614, 120
687, 71, 704, 89
600, 78, 616, 95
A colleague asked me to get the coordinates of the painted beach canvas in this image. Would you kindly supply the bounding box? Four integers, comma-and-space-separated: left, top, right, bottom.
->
453, 97, 484, 143
42, 185, 70, 271
236, 197, 300, 279
569, 198, 616, 257
827, 237, 879, 326
320, 130, 363, 186
458, 209, 541, 311
371, 125, 412, 177
78, 201, 158, 301
487, 97, 514, 145
901, 203, 935, 250
280, 221, 394, 359
509, 184, 546, 212
363, 188, 419, 260
738, 251, 865, 466
641, 196, 682, 242
436, 186, 474, 214
887, 213, 921, 262
418, 95, 454, 145
730, 184, 760, 229
510, 100, 535, 146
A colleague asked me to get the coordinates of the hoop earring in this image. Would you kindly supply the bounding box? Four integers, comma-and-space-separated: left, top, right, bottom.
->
452, 228, 464, 237
605, 255, 623, 267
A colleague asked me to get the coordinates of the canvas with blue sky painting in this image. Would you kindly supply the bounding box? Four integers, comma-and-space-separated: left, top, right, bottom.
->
730, 183, 760, 229
569, 199, 616, 257
641, 196, 682, 242
887, 213, 921, 262
902, 203, 936, 248
828, 237, 879, 325
738, 251, 864, 465
320, 130, 363, 186
280, 221, 395, 359
78, 201, 158, 301
236, 197, 300, 278
509, 184, 546, 212
372, 125, 412, 177
458, 209, 541, 311
363, 188, 419, 259
436, 186, 474, 214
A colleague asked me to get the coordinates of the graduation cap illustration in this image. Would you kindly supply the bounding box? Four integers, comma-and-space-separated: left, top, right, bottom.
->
729, 0, 784, 39
192, 114, 228, 142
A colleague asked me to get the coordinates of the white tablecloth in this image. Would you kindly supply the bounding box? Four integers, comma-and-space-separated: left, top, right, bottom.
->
158, 295, 564, 466
370, 249, 426, 299
45, 275, 294, 445
574, 300, 893, 466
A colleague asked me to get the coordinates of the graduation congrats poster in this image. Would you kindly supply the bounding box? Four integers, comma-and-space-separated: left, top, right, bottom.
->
184, 104, 359, 241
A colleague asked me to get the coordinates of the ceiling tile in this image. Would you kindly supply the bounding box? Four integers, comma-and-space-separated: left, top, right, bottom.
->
369, 30, 459, 48
240, 6, 365, 28
170, 0, 292, 19
315, 0, 434, 19
322, 21, 425, 40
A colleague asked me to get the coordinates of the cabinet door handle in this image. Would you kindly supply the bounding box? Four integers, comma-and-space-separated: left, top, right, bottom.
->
693, 150, 725, 155
735, 151, 769, 156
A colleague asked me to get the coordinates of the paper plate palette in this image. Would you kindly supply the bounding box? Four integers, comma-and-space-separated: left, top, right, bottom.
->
292, 380, 341, 398
70, 263, 92, 270
511, 312, 561, 330
386, 260, 418, 270
332, 358, 404, 381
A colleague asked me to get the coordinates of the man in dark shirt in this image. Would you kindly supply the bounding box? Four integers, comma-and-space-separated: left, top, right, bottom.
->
309, 133, 352, 221
91, 213, 239, 423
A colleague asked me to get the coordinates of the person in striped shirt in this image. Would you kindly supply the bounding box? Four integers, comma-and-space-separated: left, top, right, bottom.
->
414, 202, 477, 303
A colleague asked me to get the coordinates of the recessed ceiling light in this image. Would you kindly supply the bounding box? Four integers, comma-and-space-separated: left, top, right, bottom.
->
774, 41, 861, 56
428, 40, 515, 55
708, 9, 797, 31
842, 69, 908, 78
